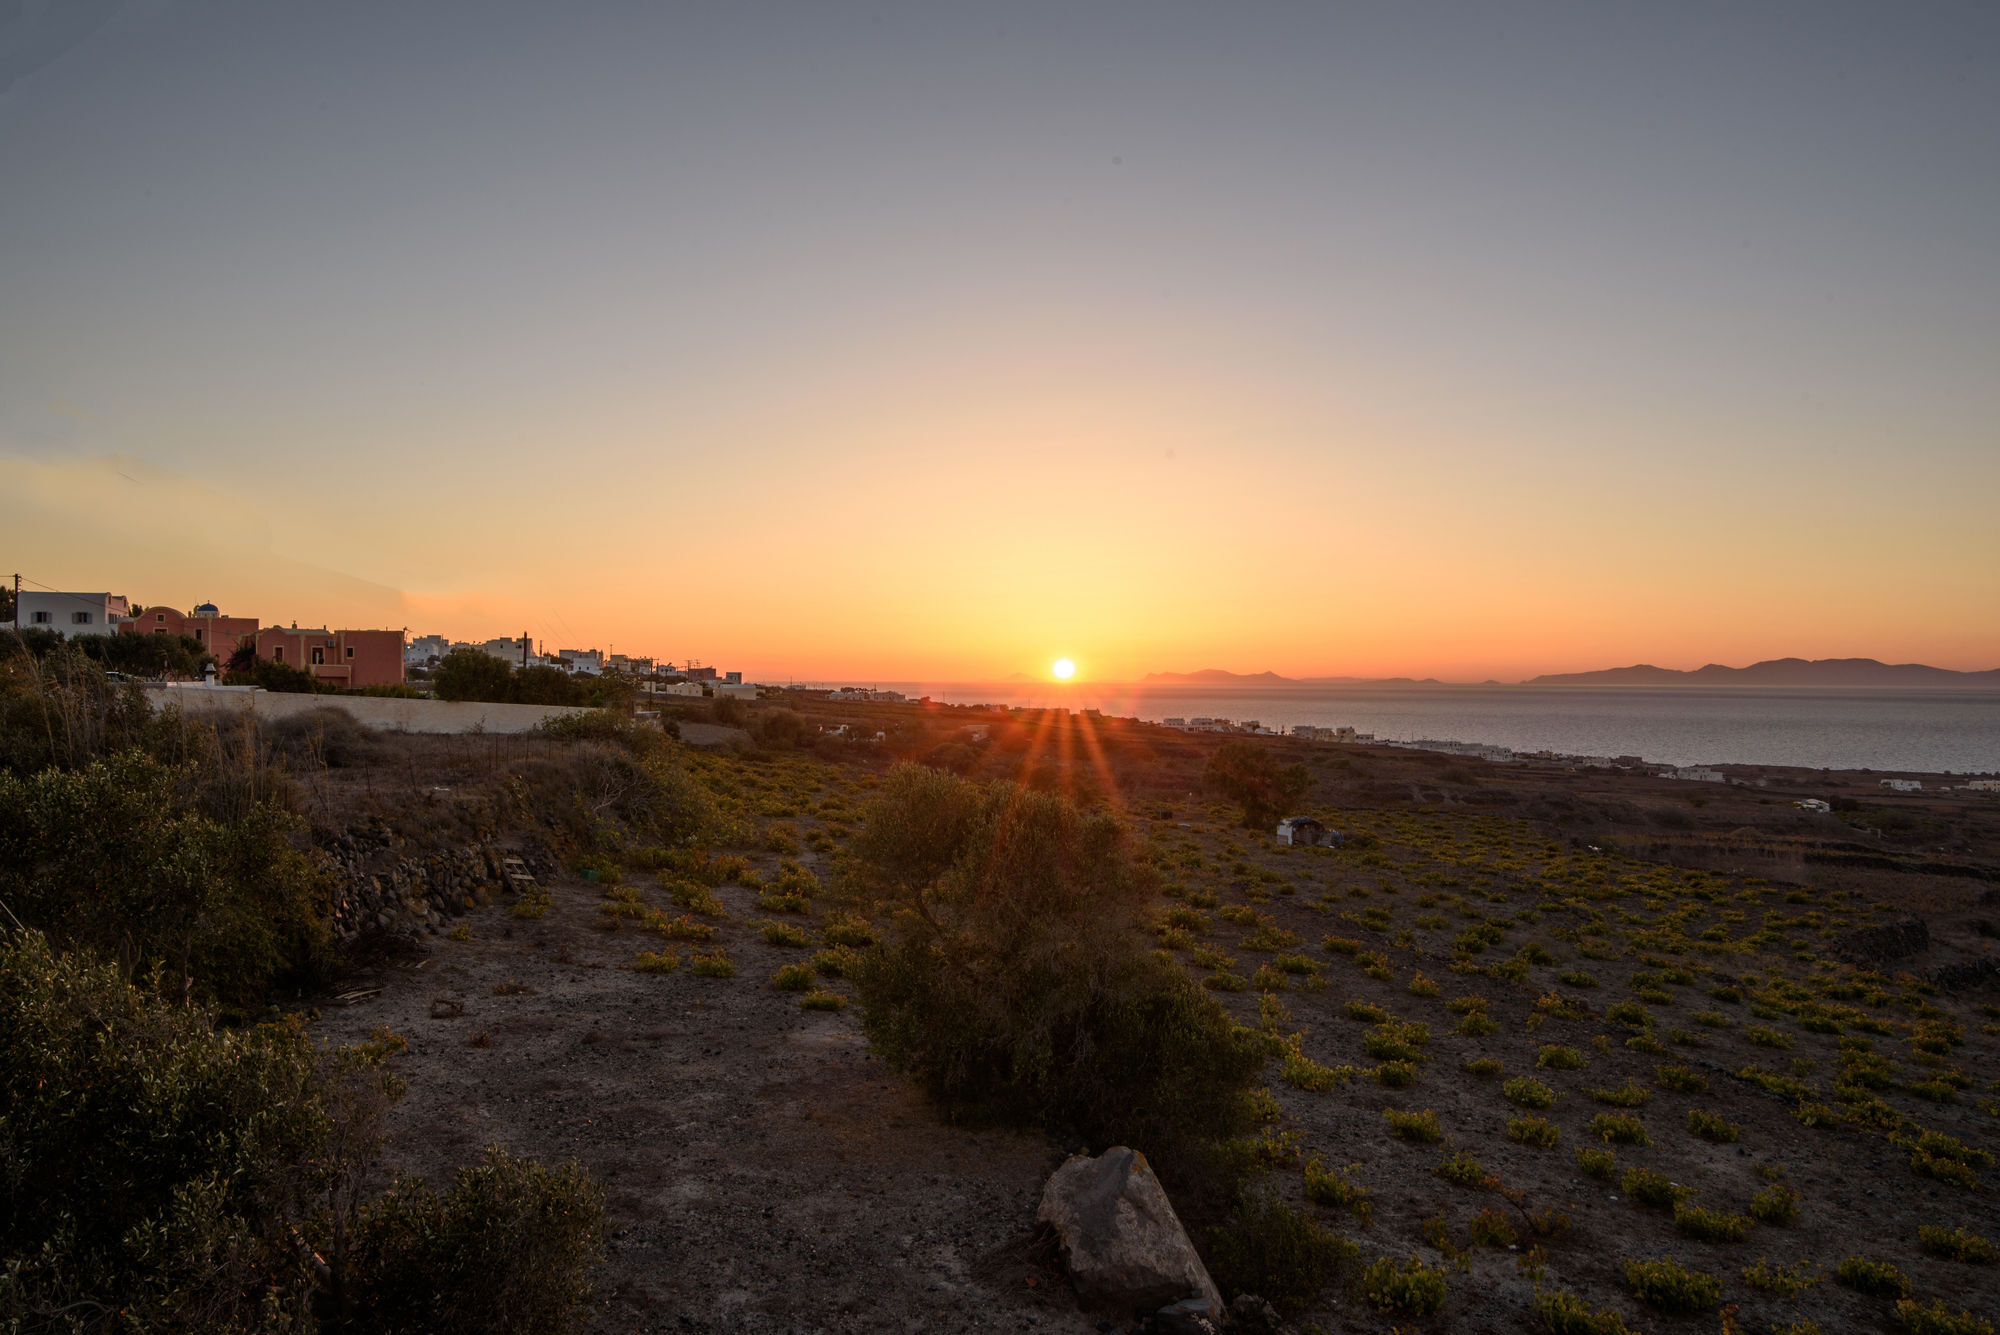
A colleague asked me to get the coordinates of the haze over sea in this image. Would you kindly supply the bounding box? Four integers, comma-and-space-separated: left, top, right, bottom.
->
859, 684, 2000, 776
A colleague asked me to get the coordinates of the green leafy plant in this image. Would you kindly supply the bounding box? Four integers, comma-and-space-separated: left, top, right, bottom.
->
1748, 1182, 1799, 1224
1505, 1077, 1559, 1110
1530, 1287, 1637, 1335
1894, 1299, 1996, 1335
1655, 1063, 1707, 1093
1590, 1113, 1649, 1145
1383, 1108, 1442, 1143
1742, 1256, 1819, 1296
1674, 1204, 1751, 1242
1590, 1080, 1652, 1108
1686, 1108, 1740, 1143
1576, 1146, 1617, 1179
1509, 1115, 1561, 1148
1834, 1255, 1911, 1299
1360, 1255, 1448, 1316
1620, 1167, 1692, 1208
1537, 1044, 1588, 1070
1919, 1225, 1997, 1264
1623, 1256, 1721, 1312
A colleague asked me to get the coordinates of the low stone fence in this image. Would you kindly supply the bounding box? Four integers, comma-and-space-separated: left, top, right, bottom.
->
146, 683, 598, 734
323, 822, 560, 942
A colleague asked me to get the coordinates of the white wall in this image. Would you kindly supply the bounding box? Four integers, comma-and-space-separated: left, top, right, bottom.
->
145, 684, 600, 734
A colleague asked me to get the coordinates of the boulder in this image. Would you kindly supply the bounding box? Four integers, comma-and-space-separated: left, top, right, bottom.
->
1036, 1147, 1221, 1319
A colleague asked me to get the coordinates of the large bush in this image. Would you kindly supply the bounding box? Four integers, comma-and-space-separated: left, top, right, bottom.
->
845, 765, 1266, 1157
0, 931, 376, 1333
0, 931, 604, 1335
1204, 740, 1314, 829
0, 750, 333, 1014
345, 1149, 605, 1335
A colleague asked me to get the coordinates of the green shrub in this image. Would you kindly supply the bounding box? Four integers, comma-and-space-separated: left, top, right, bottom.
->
349, 1147, 606, 1335
1747, 1025, 1793, 1049
771, 962, 816, 991
1919, 1225, 1997, 1264
1303, 1158, 1373, 1222
633, 949, 680, 974
1509, 1115, 1561, 1148
1206, 1194, 1356, 1317
1537, 1044, 1588, 1070
1458, 1012, 1501, 1036
1742, 1256, 1819, 1296
1360, 1255, 1448, 1316
1463, 1056, 1505, 1078
1895, 1299, 1995, 1335
847, 767, 1265, 1157
1686, 1108, 1740, 1143
1436, 1150, 1498, 1190
1469, 1206, 1518, 1247
1531, 1287, 1637, 1335
820, 912, 877, 947
759, 918, 811, 947
1624, 1256, 1721, 1312
0, 930, 603, 1334
1383, 1108, 1442, 1143
1620, 1167, 1692, 1208
799, 989, 847, 1011
1576, 1146, 1617, 1179
1505, 1077, 1559, 1110
1346, 998, 1390, 1022
688, 950, 735, 978
1374, 1060, 1419, 1088
1591, 1080, 1652, 1107
0, 750, 333, 1017
1674, 1204, 1751, 1242
1606, 1001, 1650, 1028
1364, 1020, 1430, 1062
1748, 1182, 1799, 1224
1590, 1113, 1649, 1145
1283, 1051, 1356, 1091
1655, 1063, 1707, 1093
1835, 1255, 1911, 1299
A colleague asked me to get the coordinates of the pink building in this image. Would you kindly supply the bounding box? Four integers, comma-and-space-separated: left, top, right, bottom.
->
255, 626, 406, 689
122, 602, 259, 656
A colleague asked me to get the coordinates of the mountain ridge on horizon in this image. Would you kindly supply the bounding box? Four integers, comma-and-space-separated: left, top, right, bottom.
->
1141, 658, 2000, 688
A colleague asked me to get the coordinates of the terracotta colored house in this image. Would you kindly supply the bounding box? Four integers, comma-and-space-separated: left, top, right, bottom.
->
122, 602, 259, 656
255, 626, 406, 689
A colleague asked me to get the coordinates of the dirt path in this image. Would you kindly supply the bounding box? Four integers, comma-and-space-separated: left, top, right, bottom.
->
315, 867, 1096, 1335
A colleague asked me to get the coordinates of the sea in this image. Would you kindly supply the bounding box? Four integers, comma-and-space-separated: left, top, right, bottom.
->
851, 683, 2000, 776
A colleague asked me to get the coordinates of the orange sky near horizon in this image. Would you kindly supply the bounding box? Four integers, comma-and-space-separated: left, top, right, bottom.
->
6, 6, 1999, 682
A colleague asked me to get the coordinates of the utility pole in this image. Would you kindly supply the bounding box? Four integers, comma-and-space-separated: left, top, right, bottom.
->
10, 573, 17, 630
522, 631, 529, 670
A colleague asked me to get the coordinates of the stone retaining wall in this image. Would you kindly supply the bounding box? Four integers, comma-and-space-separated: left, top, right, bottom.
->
324, 820, 558, 942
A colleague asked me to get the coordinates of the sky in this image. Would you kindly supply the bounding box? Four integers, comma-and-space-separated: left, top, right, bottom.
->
4, 1, 1998, 682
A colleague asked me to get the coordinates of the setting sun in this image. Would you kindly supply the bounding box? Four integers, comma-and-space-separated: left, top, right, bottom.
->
1051, 658, 1076, 680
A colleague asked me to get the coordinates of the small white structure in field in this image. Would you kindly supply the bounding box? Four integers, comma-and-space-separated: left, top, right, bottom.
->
1276, 816, 1341, 847
1879, 778, 1922, 792
1795, 798, 1832, 813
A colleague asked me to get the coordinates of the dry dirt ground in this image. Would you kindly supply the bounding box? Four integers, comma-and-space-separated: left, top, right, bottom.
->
310, 713, 2000, 1334
315, 861, 1098, 1335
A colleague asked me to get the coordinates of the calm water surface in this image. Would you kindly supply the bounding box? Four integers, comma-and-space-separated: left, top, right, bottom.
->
857, 684, 2000, 775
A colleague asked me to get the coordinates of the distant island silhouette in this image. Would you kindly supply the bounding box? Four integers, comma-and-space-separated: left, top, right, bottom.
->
1142, 659, 2000, 688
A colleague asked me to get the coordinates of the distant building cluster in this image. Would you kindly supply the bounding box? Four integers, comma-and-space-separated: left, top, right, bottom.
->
1162, 716, 1282, 735
826, 688, 910, 703
401, 633, 747, 691
14, 588, 407, 689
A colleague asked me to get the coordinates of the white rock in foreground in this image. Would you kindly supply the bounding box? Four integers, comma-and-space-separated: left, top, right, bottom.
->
1036, 1146, 1222, 1318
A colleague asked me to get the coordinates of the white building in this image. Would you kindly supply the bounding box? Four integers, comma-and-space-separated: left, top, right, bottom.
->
713, 682, 757, 701
558, 648, 604, 675
1965, 779, 2000, 794
1879, 778, 1922, 793
405, 633, 449, 664
1795, 798, 1833, 813
644, 681, 704, 697
14, 591, 129, 638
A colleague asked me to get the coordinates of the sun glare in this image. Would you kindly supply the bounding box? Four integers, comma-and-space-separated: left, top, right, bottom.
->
1051, 657, 1076, 680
